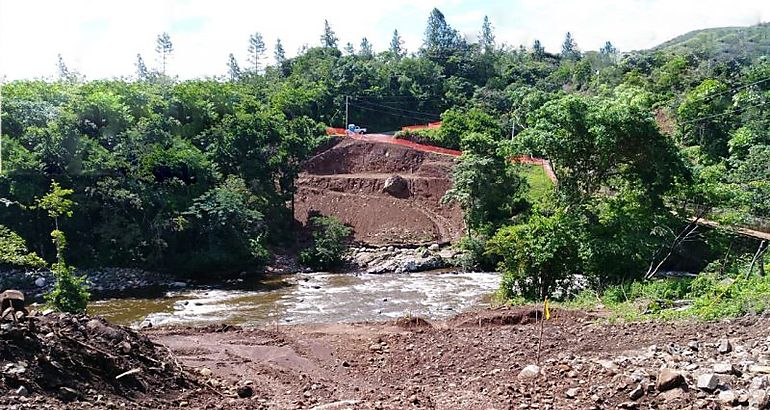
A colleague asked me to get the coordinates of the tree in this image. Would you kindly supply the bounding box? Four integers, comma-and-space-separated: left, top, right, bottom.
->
299, 216, 352, 270
36, 181, 89, 314
56, 54, 78, 82
320, 19, 338, 48
155, 32, 174, 75
359, 37, 374, 58
599, 40, 618, 64
531, 39, 545, 60
518, 90, 686, 207
274, 38, 286, 65
561, 32, 579, 60
247, 32, 267, 71
389, 29, 406, 59
422, 8, 462, 60
677, 79, 732, 160
479, 15, 495, 53
135, 53, 149, 80
227, 53, 241, 81
57, 54, 70, 80
489, 209, 583, 300
0, 225, 46, 270
442, 133, 525, 235
344, 42, 355, 55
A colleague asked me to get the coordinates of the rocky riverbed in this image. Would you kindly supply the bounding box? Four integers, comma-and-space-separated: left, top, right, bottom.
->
0, 268, 185, 301
346, 244, 461, 274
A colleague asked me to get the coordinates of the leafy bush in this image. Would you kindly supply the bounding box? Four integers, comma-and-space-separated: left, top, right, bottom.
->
44, 230, 90, 314
488, 209, 583, 300
454, 235, 498, 271
0, 225, 46, 270
299, 216, 352, 271
394, 128, 441, 145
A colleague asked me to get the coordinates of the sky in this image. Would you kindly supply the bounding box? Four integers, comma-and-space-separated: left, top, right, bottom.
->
1, 0, 769, 81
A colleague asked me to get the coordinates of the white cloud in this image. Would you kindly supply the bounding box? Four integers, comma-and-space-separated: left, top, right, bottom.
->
1, 0, 769, 80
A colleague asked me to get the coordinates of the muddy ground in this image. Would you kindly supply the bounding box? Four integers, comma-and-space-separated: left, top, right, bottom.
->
4, 307, 770, 409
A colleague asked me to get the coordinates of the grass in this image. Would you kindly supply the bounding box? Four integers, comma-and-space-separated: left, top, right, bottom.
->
519, 164, 554, 203
510, 259, 770, 323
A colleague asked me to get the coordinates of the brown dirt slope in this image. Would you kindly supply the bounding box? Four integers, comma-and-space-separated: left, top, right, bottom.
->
295, 139, 464, 246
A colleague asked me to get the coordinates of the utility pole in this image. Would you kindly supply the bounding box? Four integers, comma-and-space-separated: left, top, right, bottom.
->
345, 95, 349, 129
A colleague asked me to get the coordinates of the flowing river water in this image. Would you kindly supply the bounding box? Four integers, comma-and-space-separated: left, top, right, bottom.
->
88, 271, 501, 328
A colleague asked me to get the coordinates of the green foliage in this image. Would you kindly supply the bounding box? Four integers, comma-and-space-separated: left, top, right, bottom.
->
299, 216, 352, 271
45, 255, 90, 314
0, 225, 46, 269
575, 257, 770, 321
33, 182, 90, 313
35, 181, 74, 221
442, 133, 526, 235
489, 209, 583, 300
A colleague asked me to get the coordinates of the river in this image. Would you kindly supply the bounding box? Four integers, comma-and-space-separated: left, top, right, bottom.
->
88, 271, 501, 328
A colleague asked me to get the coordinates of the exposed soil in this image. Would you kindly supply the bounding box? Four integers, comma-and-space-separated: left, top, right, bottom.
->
5, 308, 770, 409
146, 308, 769, 410
295, 139, 465, 246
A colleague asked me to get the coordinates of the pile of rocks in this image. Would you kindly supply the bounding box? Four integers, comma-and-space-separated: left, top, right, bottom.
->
533, 335, 770, 409
0, 312, 200, 407
346, 244, 461, 274
1, 267, 183, 300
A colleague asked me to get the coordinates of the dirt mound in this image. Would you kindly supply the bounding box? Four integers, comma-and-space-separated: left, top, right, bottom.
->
0, 313, 197, 407
393, 316, 433, 329
449, 305, 597, 328
296, 139, 464, 245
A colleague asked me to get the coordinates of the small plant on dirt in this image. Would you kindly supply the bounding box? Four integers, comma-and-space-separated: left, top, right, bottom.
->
299, 216, 352, 271
36, 181, 90, 314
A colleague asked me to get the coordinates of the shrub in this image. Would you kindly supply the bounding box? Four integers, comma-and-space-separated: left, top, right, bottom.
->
488, 209, 583, 300
299, 216, 352, 271
0, 225, 46, 270
45, 230, 90, 314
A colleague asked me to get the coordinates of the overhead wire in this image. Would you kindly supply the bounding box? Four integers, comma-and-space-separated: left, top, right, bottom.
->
352, 99, 440, 119
348, 102, 438, 122
679, 98, 770, 125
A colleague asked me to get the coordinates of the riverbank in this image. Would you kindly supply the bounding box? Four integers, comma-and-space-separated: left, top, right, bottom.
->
3, 307, 770, 409
1, 244, 464, 303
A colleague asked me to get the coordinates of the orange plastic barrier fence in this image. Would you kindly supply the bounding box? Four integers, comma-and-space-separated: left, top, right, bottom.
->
401, 121, 442, 132
326, 127, 347, 136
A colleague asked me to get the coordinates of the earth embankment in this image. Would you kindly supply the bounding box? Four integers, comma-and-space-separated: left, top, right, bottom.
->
295, 139, 465, 246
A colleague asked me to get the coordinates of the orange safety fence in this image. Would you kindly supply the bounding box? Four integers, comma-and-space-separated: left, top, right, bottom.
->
326, 127, 347, 136
401, 121, 442, 132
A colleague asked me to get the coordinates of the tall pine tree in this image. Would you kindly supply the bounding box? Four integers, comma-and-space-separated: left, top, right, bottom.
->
389, 29, 406, 59
227, 53, 241, 81
155, 32, 174, 75
421, 8, 461, 60
320, 20, 338, 48
274, 38, 286, 65
561, 32, 579, 60
359, 37, 373, 58
248, 32, 266, 71
479, 15, 495, 53
135, 53, 149, 80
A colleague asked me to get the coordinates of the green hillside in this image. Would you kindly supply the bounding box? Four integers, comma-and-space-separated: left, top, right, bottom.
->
653, 22, 770, 62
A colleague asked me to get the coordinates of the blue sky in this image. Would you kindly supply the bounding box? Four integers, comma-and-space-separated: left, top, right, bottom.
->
1, 0, 769, 80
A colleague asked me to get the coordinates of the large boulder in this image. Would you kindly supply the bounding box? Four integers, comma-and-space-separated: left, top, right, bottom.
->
382, 175, 409, 198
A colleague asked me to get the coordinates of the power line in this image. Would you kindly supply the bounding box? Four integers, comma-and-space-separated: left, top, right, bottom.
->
680, 98, 770, 125
348, 102, 438, 122
352, 99, 440, 118
673, 75, 770, 106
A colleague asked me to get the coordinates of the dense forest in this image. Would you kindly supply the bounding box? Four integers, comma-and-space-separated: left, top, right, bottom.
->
1, 9, 769, 306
